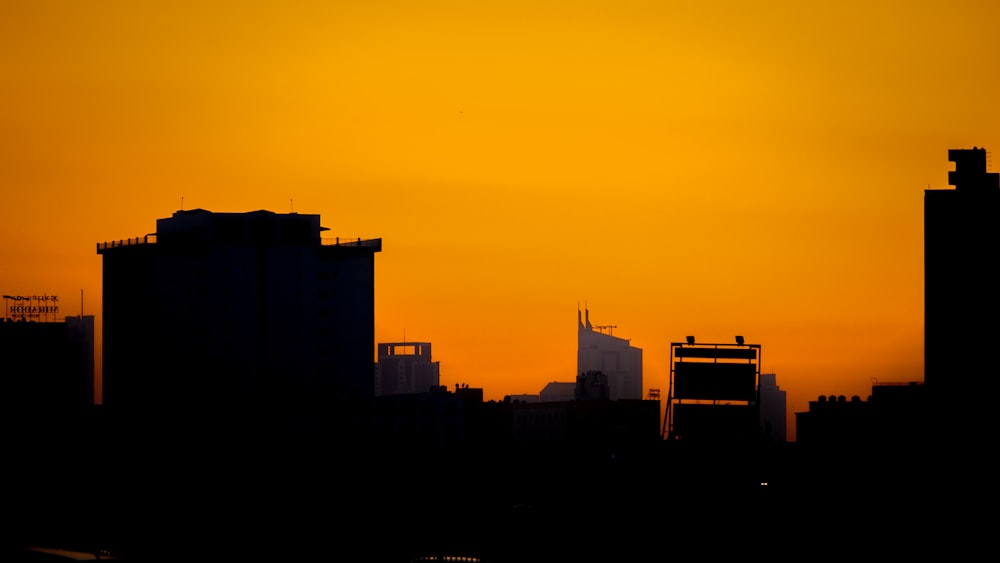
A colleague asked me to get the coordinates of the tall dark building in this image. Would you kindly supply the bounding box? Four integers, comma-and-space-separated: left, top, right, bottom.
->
96, 209, 381, 423
924, 147, 999, 441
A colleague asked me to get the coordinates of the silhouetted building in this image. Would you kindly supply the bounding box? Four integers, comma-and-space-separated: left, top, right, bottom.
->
0, 311, 95, 421
795, 381, 926, 450
352, 384, 493, 458
758, 373, 787, 443
96, 209, 381, 424
795, 393, 870, 448
868, 381, 928, 447
374, 341, 440, 396
511, 401, 569, 445
510, 398, 660, 453
364, 386, 470, 454
924, 147, 999, 441
539, 381, 574, 402
453, 384, 483, 404
505, 393, 540, 403
577, 308, 642, 400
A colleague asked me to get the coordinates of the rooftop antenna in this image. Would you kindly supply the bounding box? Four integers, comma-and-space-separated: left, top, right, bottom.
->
290, 198, 294, 213
180, 196, 184, 211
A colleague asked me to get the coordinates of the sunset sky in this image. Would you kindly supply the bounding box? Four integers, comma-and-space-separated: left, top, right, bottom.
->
3, 1, 999, 440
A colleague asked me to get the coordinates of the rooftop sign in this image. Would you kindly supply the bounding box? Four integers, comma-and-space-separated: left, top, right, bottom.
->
3, 294, 60, 320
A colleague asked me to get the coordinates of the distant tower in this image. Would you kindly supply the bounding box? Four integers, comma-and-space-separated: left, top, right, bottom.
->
577, 307, 642, 400
758, 373, 786, 443
374, 341, 440, 396
924, 148, 1000, 439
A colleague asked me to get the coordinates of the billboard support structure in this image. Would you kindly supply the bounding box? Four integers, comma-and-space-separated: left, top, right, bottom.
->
662, 339, 761, 442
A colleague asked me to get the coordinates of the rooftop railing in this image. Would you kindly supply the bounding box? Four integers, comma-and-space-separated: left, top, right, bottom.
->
97, 234, 380, 250
321, 237, 382, 249
96, 235, 156, 251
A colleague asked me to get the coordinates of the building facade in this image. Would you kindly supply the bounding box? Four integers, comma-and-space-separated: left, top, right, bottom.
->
758, 373, 787, 443
97, 209, 381, 421
577, 308, 643, 400
374, 341, 440, 396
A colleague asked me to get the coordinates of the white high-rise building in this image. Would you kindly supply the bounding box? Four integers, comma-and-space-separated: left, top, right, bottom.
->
577, 308, 642, 400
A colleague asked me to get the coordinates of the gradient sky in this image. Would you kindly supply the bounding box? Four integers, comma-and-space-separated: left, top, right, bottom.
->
3, 1, 999, 440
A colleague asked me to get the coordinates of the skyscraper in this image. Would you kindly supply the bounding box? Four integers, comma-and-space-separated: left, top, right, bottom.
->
577, 308, 643, 400
924, 147, 999, 440
97, 209, 381, 421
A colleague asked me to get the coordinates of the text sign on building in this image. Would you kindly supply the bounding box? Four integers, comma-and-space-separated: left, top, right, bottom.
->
3, 294, 60, 318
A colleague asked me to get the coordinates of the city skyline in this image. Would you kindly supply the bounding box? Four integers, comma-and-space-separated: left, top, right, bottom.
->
4, 2, 999, 441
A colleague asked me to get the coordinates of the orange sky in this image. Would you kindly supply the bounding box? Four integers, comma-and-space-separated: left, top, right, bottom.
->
3, 1, 999, 440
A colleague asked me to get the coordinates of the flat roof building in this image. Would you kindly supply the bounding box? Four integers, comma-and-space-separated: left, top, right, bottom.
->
96, 209, 381, 424
539, 382, 574, 403
374, 341, 440, 396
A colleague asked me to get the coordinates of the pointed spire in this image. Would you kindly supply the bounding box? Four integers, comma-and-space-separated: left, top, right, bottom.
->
585, 307, 592, 331
578, 306, 584, 332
